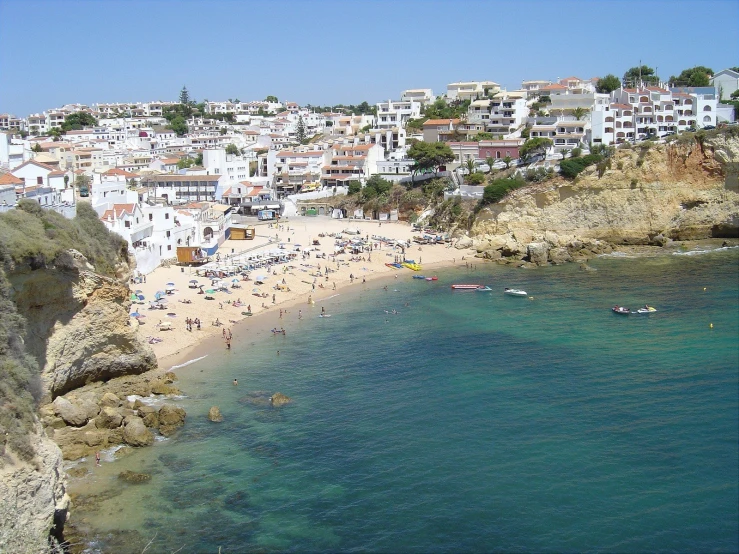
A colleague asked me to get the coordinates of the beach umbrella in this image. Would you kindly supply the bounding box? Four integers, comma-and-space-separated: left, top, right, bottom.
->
189, 279, 198, 284
232, 278, 239, 282
166, 282, 175, 286
252, 288, 261, 293
155, 291, 165, 300
205, 289, 216, 294
134, 290, 143, 294
256, 275, 266, 281
156, 297, 168, 304
130, 293, 138, 302
137, 294, 145, 301
130, 312, 140, 318
137, 313, 146, 318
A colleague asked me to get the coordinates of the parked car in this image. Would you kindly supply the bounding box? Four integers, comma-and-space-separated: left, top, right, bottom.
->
703, 125, 716, 130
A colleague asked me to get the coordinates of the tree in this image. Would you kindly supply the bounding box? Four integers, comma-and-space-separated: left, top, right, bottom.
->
61, 112, 98, 132
465, 158, 476, 175
74, 174, 91, 191
731, 90, 739, 99
168, 116, 188, 137
623, 65, 660, 87
48, 127, 62, 141
519, 137, 553, 161
670, 66, 713, 87
179, 85, 190, 105
63, 175, 69, 188
296, 116, 306, 143
481, 177, 524, 205
596, 74, 621, 94
347, 180, 361, 195
31, 143, 42, 153
572, 107, 589, 121
503, 155, 513, 169
485, 156, 496, 174
265, 95, 278, 103
225, 144, 240, 156
407, 141, 455, 181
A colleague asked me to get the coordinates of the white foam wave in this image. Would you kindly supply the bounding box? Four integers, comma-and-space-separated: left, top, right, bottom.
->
169, 354, 208, 370
672, 245, 739, 256
318, 294, 340, 302
126, 393, 187, 407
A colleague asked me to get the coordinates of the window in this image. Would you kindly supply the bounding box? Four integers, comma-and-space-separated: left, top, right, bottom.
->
37, 176, 43, 185
167, 245, 172, 251
149, 214, 153, 221
124, 220, 130, 228
165, 213, 169, 219
166, 231, 171, 238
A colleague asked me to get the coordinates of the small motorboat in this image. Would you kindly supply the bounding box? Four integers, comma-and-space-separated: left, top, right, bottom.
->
504, 288, 528, 297
425, 276, 438, 281
475, 286, 492, 292
612, 306, 631, 315
636, 305, 657, 314
412, 275, 426, 280
452, 284, 484, 290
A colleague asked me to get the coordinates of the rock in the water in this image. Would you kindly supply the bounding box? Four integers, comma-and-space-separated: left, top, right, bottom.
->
163, 371, 177, 383
67, 467, 90, 478
52, 396, 89, 427
99, 392, 121, 408
118, 470, 151, 484
548, 247, 572, 265
151, 380, 180, 395
208, 406, 223, 422
122, 417, 154, 447
94, 406, 124, 430
270, 393, 292, 407
526, 242, 550, 265
158, 405, 186, 427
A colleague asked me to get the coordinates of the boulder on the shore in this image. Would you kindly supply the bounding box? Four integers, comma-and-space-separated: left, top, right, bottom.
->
455, 236, 473, 249
527, 242, 550, 265
270, 393, 292, 407
52, 396, 89, 427
94, 406, 124, 430
208, 406, 223, 422
158, 404, 186, 436
99, 392, 121, 408
122, 416, 154, 447
150, 380, 180, 396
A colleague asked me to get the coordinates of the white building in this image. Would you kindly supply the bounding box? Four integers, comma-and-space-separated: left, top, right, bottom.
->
321, 143, 384, 187
710, 69, 739, 101
375, 99, 421, 129
446, 81, 501, 101
401, 89, 435, 106
473, 92, 528, 137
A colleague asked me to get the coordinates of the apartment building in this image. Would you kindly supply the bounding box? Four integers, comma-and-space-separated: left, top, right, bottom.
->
446, 81, 501, 101
710, 69, 739, 101
0, 114, 23, 131
423, 119, 461, 143
321, 143, 384, 187
481, 92, 528, 137
273, 149, 324, 196
521, 80, 553, 98
143, 174, 225, 204
375, 99, 421, 129
401, 89, 435, 105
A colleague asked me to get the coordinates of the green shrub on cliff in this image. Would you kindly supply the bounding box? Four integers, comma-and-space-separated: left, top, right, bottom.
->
559, 153, 604, 179
481, 177, 525, 205
0, 201, 127, 276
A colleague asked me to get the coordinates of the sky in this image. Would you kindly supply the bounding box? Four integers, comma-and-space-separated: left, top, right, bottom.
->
1, 0, 738, 116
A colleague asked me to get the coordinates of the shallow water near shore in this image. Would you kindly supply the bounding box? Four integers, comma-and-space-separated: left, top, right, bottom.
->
70, 249, 739, 553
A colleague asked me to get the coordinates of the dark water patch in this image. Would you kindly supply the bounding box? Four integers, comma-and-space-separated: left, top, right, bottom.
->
157, 452, 195, 473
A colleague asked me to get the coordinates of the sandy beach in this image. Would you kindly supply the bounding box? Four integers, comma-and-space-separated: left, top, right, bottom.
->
130, 216, 473, 367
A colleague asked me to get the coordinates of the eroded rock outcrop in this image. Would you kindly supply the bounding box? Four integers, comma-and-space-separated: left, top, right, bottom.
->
7, 252, 157, 399
469, 133, 739, 263
0, 427, 69, 551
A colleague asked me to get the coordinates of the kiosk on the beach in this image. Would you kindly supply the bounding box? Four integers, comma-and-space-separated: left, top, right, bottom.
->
176, 246, 209, 265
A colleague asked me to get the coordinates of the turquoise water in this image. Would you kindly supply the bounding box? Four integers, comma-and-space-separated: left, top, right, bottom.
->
77, 249, 739, 553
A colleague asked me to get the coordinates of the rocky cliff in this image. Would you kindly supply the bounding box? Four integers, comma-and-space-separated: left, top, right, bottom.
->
466, 130, 739, 263
7, 249, 157, 400
0, 427, 69, 552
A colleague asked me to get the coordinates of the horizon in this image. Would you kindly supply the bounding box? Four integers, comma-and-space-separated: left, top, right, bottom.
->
0, 0, 738, 117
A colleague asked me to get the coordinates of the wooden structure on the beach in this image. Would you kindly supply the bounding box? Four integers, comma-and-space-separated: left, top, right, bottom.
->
229, 225, 255, 240
176, 246, 208, 265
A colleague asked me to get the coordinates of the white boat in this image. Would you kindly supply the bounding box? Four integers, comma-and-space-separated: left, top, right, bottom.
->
636, 306, 657, 314
504, 288, 527, 297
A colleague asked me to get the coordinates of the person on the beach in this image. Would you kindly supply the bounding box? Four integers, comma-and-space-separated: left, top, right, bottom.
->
95, 451, 101, 466
321, 306, 326, 315
233, 379, 238, 386
299, 310, 302, 319
226, 338, 231, 349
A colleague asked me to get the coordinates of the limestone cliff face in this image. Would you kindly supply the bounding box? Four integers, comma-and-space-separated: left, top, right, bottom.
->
7, 250, 157, 400
0, 426, 69, 551
472, 133, 739, 248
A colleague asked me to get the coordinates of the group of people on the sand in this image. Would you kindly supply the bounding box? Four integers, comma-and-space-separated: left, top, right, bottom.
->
185, 317, 201, 332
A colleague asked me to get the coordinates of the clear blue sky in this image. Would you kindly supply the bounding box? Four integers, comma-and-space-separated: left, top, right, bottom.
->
1, 0, 737, 116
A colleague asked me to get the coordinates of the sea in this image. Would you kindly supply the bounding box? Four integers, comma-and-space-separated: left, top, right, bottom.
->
70, 247, 739, 554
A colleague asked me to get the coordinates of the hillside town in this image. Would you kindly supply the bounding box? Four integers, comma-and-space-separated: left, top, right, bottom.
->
1, 68, 738, 274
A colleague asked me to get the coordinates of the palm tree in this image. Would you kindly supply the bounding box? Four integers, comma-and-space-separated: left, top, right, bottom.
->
485, 156, 496, 174
573, 107, 589, 121
465, 158, 475, 175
